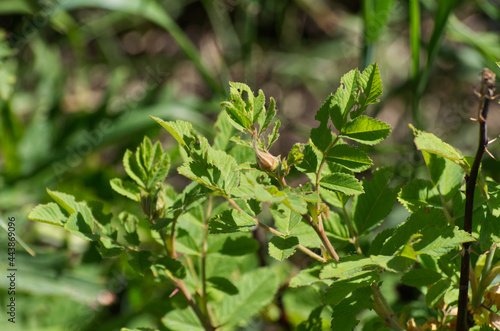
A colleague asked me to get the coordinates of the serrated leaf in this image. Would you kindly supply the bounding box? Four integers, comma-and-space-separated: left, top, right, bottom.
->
352, 63, 382, 118
339, 116, 391, 145
414, 227, 474, 257
268, 235, 299, 261
353, 168, 397, 235
214, 268, 279, 327
214, 111, 236, 151
270, 204, 302, 234
480, 213, 500, 251
398, 179, 442, 212
266, 119, 280, 149
209, 210, 255, 234
295, 143, 321, 174
259, 97, 277, 136
401, 268, 442, 287
326, 144, 373, 172
110, 178, 141, 201
320, 255, 410, 279
411, 124, 464, 164
330, 69, 360, 131
123, 149, 146, 188
331, 286, 373, 331
311, 94, 335, 152
28, 202, 68, 226
320, 173, 364, 195
46, 189, 79, 214
63, 207, 98, 241
324, 271, 379, 305
98, 236, 125, 258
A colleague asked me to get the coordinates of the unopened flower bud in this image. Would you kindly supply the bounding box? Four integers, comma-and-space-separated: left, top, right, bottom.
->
255, 148, 279, 172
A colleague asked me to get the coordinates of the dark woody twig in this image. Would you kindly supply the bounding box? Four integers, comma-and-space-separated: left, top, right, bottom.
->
456, 68, 496, 331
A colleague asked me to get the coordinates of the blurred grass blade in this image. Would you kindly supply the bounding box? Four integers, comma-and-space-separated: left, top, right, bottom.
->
414, 0, 457, 128
57, 0, 224, 94
409, 0, 420, 83
361, 0, 394, 69
0, 218, 36, 256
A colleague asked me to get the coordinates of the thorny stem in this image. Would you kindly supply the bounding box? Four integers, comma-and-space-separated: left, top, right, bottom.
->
226, 197, 327, 263
457, 68, 496, 331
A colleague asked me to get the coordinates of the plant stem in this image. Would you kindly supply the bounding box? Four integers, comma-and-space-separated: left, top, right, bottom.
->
226, 197, 327, 263
472, 246, 497, 309
200, 197, 213, 318
303, 214, 340, 261
371, 283, 405, 331
175, 277, 215, 331
457, 68, 496, 331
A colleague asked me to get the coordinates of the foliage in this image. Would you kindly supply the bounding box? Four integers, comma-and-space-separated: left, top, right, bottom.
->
27, 63, 500, 330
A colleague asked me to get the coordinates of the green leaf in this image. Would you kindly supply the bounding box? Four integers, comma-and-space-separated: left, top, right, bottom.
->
266, 119, 281, 150
289, 264, 327, 287
422, 151, 464, 201
339, 116, 391, 145
352, 63, 383, 117
214, 268, 280, 327
214, 111, 236, 151
259, 97, 277, 137
123, 149, 146, 188
98, 236, 125, 258
320, 173, 364, 196
425, 279, 451, 307
209, 210, 255, 234
320, 255, 411, 279
411, 124, 463, 164
397, 179, 442, 212
46, 189, 79, 214
207, 277, 239, 295
208, 234, 259, 256
331, 286, 373, 331
352, 168, 397, 234
324, 271, 379, 305
63, 206, 98, 241
154, 256, 186, 279
414, 227, 474, 257
311, 94, 335, 152
163, 308, 204, 331
175, 228, 200, 256
363, 1, 394, 44
28, 202, 68, 226
401, 268, 442, 287
268, 235, 299, 261
480, 213, 500, 251
325, 144, 373, 172
295, 143, 321, 174
270, 204, 302, 234
330, 69, 360, 131
110, 178, 141, 201
128, 251, 152, 276
297, 306, 324, 331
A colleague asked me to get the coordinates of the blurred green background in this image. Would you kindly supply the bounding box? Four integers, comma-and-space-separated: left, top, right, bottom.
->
0, 0, 499, 330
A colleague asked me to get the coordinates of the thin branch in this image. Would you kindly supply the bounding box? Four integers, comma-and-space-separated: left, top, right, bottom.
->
457, 68, 496, 331
226, 197, 327, 263
302, 213, 340, 261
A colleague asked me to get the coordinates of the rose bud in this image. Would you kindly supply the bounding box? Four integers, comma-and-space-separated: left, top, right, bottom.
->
255, 148, 279, 172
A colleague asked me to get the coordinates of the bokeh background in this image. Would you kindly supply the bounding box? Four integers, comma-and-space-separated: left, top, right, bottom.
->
0, 0, 499, 330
